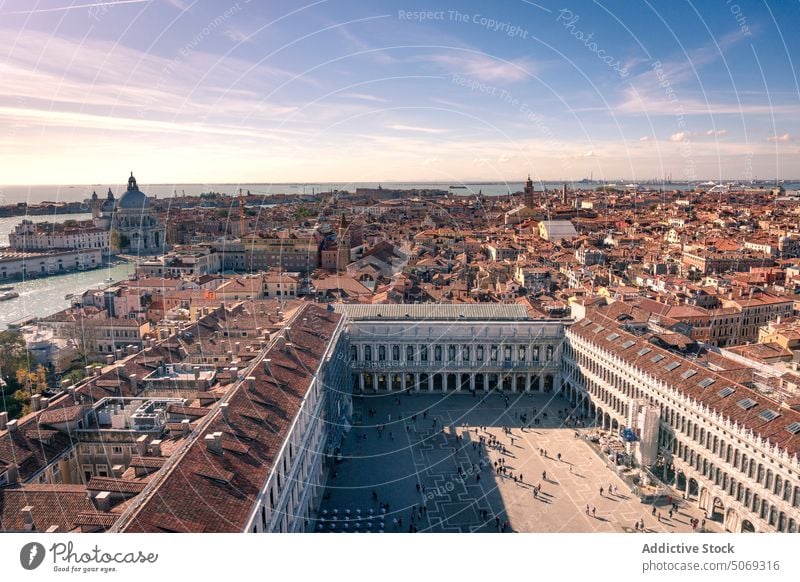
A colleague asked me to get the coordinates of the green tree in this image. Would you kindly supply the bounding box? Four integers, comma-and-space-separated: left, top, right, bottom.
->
13, 364, 48, 416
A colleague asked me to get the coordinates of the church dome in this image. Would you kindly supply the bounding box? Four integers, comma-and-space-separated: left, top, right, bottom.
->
116, 172, 150, 210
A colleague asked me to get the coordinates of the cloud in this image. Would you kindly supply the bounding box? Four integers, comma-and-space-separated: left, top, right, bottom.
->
424, 53, 535, 83
223, 26, 251, 43
767, 133, 792, 142
583, 150, 597, 157
343, 92, 388, 103
669, 132, 693, 142
385, 124, 448, 134
705, 129, 728, 136
639, 136, 651, 141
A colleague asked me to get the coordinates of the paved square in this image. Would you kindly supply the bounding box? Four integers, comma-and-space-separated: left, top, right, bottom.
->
316, 392, 719, 533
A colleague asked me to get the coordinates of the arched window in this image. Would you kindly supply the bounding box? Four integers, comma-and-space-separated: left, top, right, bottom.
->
406, 345, 414, 361
420, 346, 428, 361
448, 345, 456, 361
392, 345, 400, 361
350, 345, 358, 361
378, 345, 386, 361
434, 345, 442, 362
364, 345, 372, 361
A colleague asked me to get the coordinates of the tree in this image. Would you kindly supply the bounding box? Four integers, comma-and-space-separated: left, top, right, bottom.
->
13, 364, 48, 416
0, 330, 27, 377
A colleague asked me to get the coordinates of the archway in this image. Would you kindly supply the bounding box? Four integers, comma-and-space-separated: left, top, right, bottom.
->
741, 519, 756, 533
516, 375, 526, 392
391, 374, 402, 391
363, 373, 374, 392
502, 375, 512, 392
688, 478, 699, 499
433, 373, 443, 391
711, 497, 725, 523
544, 375, 553, 392
447, 373, 458, 392
475, 374, 485, 391
488, 374, 499, 391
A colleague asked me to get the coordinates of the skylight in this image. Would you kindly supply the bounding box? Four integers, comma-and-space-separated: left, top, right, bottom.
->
650, 354, 665, 363
717, 387, 734, 398
621, 340, 636, 349
606, 333, 620, 341
681, 369, 697, 379
664, 361, 680, 371
786, 422, 800, 435
737, 398, 757, 410
758, 409, 779, 422
698, 378, 715, 388
637, 347, 652, 356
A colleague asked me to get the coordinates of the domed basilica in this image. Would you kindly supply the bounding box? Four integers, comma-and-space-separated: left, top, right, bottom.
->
91, 172, 165, 254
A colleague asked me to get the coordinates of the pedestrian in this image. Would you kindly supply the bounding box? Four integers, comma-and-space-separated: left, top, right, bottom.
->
651, 506, 656, 517
519, 473, 523, 483
592, 507, 596, 518
569, 465, 573, 473
585, 504, 590, 515
542, 470, 547, 480
600, 487, 604, 496
557, 452, 561, 461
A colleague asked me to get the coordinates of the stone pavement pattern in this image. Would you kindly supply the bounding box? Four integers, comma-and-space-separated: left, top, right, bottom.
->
316, 392, 720, 533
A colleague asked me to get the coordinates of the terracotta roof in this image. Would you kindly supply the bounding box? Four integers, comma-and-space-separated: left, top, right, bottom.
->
0, 484, 95, 532
37, 404, 86, 426
121, 304, 342, 533
570, 307, 800, 457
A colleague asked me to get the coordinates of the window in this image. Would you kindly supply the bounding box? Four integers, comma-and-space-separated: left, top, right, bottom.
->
462, 345, 471, 361
758, 409, 779, 422
533, 346, 540, 361
421, 346, 428, 362
378, 346, 386, 361
546, 346, 553, 361
364, 345, 372, 361
490, 345, 498, 362
519, 346, 526, 360
504, 346, 512, 361
448, 345, 456, 361
717, 387, 734, 398
434, 345, 442, 362
476, 346, 484, 362
737, 398, 757, 410
392, 345, 400, 362
406, 345, 414, 362
698, 378, 715, 388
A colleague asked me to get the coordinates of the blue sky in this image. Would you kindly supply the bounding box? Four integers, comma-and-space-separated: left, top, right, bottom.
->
1, 0, 798, 184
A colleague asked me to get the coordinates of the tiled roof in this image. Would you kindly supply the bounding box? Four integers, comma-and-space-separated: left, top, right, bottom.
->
0, 484, 95, 532
120, 303, 342, 533
570, 307, 800, 457
334, 303, 532, 320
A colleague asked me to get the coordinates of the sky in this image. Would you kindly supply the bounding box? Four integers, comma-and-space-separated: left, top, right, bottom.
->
0, 0, 798, 185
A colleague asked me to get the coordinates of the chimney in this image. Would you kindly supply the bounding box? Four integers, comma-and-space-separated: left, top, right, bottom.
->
21, 506, 35, 531
150, 439, 162, 457
247, 376, 256, 390
7, 419, 18, 433
94, 491, 111, 512
40, 397, 50, 409
129, 374, 138, 393
45, 525, 59, 533
115, 348, 123, 360
181, 418, 191, 436
193, 366, 200, 381
204, 432, 223, 455
31, 394, 42, 411
67, 386, 77, 403
135, 434, 149, 456
0, 411, 7, 430
5, 463, 18, 485
220, 402, 230, 423
105, 354, 115, 365
127, 344, 136, 355
263, 358, 272, 374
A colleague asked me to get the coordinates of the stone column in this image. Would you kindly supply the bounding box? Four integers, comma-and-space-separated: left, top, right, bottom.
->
401, 374, 407, 391
470, 374, 475, 391
414, 373, 420, 392
359, 373, 365, 393
372, 373, 378, 393
526, 373, 531, 392
428, 374, 433, 392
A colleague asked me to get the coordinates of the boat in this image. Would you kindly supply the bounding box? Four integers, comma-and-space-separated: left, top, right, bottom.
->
64, 293, 74, 300
449, 185, 467, 189
0, 285, 14, 291
0, 291, 19, 301
104, 277, 115, 283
